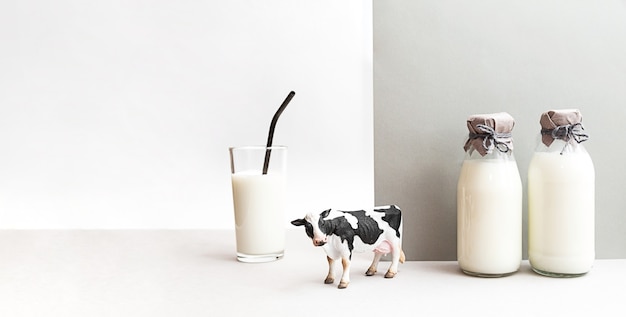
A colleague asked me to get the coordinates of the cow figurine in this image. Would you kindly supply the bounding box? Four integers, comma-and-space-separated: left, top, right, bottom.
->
291, 205, 405, 289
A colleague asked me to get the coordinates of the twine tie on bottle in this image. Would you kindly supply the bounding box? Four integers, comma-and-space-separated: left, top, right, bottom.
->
541, 123, 589, 154
468, 124, 512, 154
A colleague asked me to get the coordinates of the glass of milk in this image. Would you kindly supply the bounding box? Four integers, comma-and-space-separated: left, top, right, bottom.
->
528, 109, 595, 277
457, 112, 522, 277
229, 146, 287, 263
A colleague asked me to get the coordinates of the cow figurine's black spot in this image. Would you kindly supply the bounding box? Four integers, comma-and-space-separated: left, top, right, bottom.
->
291, 205, 405, 289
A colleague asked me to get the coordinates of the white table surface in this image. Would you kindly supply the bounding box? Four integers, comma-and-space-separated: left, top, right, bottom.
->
0, 229, 623, 317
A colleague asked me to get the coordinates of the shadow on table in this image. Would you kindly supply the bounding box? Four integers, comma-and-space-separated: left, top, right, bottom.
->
424, 261, 465, 276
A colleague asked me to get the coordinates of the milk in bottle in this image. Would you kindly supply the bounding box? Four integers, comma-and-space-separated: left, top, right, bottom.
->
457, 112, 522, 277
528, 109, 595, 277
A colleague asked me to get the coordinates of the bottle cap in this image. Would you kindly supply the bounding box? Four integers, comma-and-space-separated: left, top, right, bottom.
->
464, 112, 515, 156
539, 109, 588, 147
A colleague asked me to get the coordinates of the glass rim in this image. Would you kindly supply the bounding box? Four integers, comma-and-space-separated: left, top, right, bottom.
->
229, 145, 288, 151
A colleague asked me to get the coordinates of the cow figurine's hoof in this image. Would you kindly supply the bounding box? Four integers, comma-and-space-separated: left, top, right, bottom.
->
292, 205, 405, 289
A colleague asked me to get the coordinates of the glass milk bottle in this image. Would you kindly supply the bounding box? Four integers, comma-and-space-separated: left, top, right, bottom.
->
528, 109, 595, 277
457, 112, 522, 277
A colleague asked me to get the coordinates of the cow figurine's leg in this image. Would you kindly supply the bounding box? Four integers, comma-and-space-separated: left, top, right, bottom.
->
338, 256, 351, 289
384, 243, 406, 278
324, 256, 334, 284
365, 252, 384, 276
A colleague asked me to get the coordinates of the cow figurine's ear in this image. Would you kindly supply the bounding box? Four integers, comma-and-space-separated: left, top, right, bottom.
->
291, 219, 306, 226
320, 209, 331, 218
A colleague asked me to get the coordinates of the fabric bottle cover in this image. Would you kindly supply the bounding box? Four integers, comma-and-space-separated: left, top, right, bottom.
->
463, 112, 515, 156
540, 109, 589, 147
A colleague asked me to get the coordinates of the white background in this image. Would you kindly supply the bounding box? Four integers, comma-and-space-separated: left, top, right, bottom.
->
2, 0, 624, 260
0, 0, 374, 229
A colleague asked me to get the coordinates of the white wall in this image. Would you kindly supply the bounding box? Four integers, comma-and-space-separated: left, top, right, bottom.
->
0, 1, 374, 229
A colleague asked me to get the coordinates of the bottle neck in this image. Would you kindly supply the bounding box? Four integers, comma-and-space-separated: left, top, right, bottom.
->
535, 136, 588, 155
465, 146, 516, 161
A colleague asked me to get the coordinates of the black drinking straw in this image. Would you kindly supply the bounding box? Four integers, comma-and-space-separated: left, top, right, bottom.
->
262, 91, 295, 174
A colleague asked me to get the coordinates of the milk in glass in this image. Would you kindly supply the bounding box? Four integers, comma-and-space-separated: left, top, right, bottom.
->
229, 146, 287, 263
232, 172, 286, 256
457, 112, 522, 277
528, 109, 594, 277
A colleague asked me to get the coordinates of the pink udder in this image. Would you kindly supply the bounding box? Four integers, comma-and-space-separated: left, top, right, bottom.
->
374, 240, 393, 254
